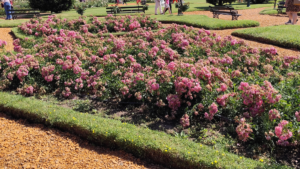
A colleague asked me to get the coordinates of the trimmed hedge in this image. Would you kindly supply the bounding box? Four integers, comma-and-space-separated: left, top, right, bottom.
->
259, 8, 300, 15
151, 15, 259, 30
232, 25, 300, 50
0, 92, 291, 169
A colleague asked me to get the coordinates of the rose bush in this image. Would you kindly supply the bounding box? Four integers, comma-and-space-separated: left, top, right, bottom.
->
18, 15, 162, 36
1, 15, 300, 148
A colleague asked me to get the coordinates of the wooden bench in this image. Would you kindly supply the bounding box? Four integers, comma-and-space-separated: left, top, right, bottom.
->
8, 9, 40, 20
277, 1, 286, 14
209, 6, 241, 20
106, 6, 145, 14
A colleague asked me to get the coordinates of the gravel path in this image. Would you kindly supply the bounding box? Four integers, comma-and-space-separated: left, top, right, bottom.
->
0, 113, 166, 169
0, 28, 14, 51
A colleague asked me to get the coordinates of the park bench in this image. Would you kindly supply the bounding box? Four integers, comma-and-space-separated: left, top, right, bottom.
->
277, 1, 286, 14
209, 6, 241, 20
8, 9, 40, 20
106, 6, 145, 14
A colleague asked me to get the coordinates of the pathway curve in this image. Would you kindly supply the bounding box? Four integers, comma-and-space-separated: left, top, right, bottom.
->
0, 28, 14, 51
0, 113, 166, 169
171, 7, 300, 57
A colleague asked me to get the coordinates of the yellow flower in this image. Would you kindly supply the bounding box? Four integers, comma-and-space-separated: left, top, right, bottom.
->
200, 144, 202, 147
169, 148, 171, 150
93, 130, 94, 133
211, 162, 214, 165
259, 159, 264, 162
214, 160, 217, 163
222, 153, 225, 156
49, 112, 51, 114
165, 150, 167, 152
188, 152, 190, 154
54, 110, 56, 112
240, 157, 242, 159
216, 151, 219, 153
125, 139, 126, 141
93, 119, 95, 120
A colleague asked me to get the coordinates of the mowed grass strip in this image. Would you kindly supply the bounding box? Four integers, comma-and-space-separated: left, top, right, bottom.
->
151, 15, 259, 29
0, 92, 291, 169
232, 25, 300, 49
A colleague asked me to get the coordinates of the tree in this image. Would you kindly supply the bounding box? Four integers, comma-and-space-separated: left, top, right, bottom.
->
29, 0, 75, 13
251, 0, 269, 4
206, 0, 236, 6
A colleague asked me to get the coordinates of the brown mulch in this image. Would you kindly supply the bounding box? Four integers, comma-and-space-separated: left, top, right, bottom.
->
0, 113, 166, 169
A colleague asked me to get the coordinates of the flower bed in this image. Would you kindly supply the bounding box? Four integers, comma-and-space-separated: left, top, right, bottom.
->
18, 14, 162, 36
1, 15, 300, 159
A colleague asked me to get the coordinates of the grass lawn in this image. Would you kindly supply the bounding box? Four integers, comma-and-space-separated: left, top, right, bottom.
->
259, 7, 285, 15
260, 7, 300, 15
0, 19, 29, 28
232, 25, 300, 49
151, 14, 259, 29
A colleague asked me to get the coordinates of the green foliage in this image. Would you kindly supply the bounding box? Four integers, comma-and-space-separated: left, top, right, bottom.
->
0, 92, 291, 169
206, 0, 236, 6
75, 5, 87, 15
73, 0, 108, 8
28, 0, 75, 13
143, 4, 149, 11
232, 25, 300, 49
251, 0, 270, 4
175, 2, 190, 12
174, 131, 189, 139
72, 100, 92, 112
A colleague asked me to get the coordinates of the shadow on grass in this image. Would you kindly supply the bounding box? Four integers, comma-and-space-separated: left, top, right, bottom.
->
12, 13, 51, 19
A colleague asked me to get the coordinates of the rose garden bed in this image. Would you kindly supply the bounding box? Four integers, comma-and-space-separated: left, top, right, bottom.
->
0, 15, 299, 168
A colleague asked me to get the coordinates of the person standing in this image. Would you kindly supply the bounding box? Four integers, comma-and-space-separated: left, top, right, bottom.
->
165, 0, 172, 14
285, 0, 300, 25
123, 0, 127, 5
1, 0, 12, 20
163, 0, 171, 14
155, 0, 163, 15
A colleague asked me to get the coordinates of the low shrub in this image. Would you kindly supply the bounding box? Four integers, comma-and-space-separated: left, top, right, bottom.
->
29, 0, 75, 13
73, 0, 108, 9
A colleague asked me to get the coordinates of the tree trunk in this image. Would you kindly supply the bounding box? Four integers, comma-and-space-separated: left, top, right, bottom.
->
218, 0, 223, 6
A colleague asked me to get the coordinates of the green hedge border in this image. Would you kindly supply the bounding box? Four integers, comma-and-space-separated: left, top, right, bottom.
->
158, 20, 260, 30
0, 92, 291, 169
231, 30, 300, 50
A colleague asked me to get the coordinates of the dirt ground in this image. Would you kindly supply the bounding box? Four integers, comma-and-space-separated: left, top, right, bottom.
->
0, 113, 166, 169
0, 28, 14, 51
